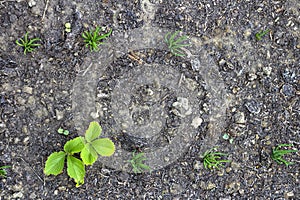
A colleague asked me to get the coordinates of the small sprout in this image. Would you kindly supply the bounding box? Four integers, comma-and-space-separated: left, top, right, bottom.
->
16, 32, 41, 55
201, 148, 230, 170
58, 128, 70, 136
0, 165, 11, 178
222, 133, 234, 144
222, 133, 229, 140
82, 26, 112, 51
271, 144, 298, 166
164, 31, 191, 57
128, 151, 151, 174
65, 22, 71, 33
63, 130, 70, 135
255, 29, 270, 41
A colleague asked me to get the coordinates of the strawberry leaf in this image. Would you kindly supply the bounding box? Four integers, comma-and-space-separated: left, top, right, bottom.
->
80, 144, 98, 165
64, 137, 85, 154
44, 151, 66, 176
92, 138, 115, 156
67, 155, 85, 187
85, 121, 102, 142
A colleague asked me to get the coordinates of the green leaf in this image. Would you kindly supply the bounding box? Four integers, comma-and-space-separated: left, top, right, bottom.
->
0, 166, 11, 169
58, 128, 64, 134
222, 133, 229, 140
67, 155, 85, 187
80, 144, 98, 165
139, 163, 151, 170
64, 137, 85, 154
92, 138, 115, 156
44, 151, 66, 176
63, 130, 70, 136
85, 121, 102, 142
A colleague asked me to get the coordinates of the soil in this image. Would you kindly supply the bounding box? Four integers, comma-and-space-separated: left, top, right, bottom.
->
0, 0, 299, 199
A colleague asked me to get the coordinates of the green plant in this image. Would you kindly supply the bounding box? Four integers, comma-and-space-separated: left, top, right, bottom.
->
0, 165, 10, 178
128, 151, 151, 173
271, 144, 298, 166
164, 31, 191, 57
255, 29, 270, 41
65, 22, 71, 33
82, 26, 112, 51
16, 32, 41, 55
58, 127, 70, 136
44, 121, 115, 187
201, 148, 230, 170
222, 133, 234, 144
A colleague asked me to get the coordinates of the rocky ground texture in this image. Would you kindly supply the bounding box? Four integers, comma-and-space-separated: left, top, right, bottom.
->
0, 0, 299, 199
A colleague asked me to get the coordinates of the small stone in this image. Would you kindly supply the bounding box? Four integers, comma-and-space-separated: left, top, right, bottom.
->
22, 126, 28, 134
206, 182, 216, 190
27, 96, 35, 105
245, 100, 261, 114
13, 192, 24, 199
184, 78, 198, 91
219, 59, 226, 65
225, 167, 232, 173
232, 87, 239, 94
55, 110, 64, 120
14, 137, 20, 144
239, 189, 245, 195
170, 183, 183, 194
193, 160, 202, 170
281, 84, 295, 97
16, 96, 26, 105
263, 66, 272, 76
231, 161, 240, 171
172, 97, 192, 117
28, 0, 36, 7
58, 186, 66, 191
234, 111, 245, 124
23, 86, 33, 94
243, 29, 251, 38
217, 169, 224, 176
29, 192, 37, 199
90, 111, 99, 119
284, 191, 294, 199
191, 58, 200, 71
2, 83, 12, 91
247, 73, 257, 81
191, 117, 203, 128
226, 181, 240, 194
23, 137, 30, 145
12, 183, 23, 191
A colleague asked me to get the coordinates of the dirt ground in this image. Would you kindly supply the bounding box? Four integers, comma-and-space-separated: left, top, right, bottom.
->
0, 0, 299, 199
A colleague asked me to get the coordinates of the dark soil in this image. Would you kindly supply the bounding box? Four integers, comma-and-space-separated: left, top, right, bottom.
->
0, 0, 299, 199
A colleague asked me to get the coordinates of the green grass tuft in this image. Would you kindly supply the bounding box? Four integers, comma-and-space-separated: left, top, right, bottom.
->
82, 27, 112, 51
16, 32, 41, 55
271, 144, 298, 166
164, 31, 191, 57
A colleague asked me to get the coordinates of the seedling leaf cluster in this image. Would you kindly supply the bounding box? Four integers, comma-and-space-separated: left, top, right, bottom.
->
57, 127, 70, 136
0, 165, 10, 178
128, 152, 151, 174
15, 32, 41, 55
255, 29, 270, 41
201, 148, 231, 170
271, 144, 298, 166
164, 31, 191, 57
44, 121, 115, 187
82, 27, 112, 51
